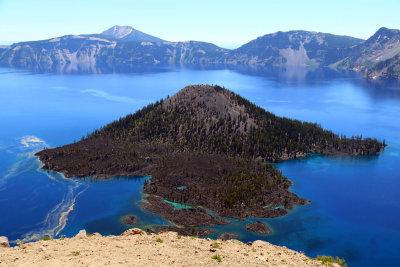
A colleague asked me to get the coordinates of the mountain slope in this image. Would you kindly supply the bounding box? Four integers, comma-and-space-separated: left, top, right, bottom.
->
100, 25, 165, 42
35, 85, 384, 221
227, 31, 363, 66
0, 28, 363, 72
0, 29, 228, 72
1, 26, 399, 79
0, 46, 9, 58
96, 40, 229, 67
0, 35, 116, 73
366, 52, 400, 79
337, 27, 400, 78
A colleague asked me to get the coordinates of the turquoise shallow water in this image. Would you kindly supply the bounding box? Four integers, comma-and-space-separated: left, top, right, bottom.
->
0, 67, 399, 266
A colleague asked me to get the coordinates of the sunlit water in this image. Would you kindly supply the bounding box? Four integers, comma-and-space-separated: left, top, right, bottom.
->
0, 67, 399, 266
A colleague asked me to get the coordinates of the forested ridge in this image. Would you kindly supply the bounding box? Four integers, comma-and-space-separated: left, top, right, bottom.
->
90, 84, 383, 161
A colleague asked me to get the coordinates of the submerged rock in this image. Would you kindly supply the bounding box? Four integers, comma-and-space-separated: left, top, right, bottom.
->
142, 195, 229, 226
122, 215, 138, 225
218, 232, 239, 241
154, 226, 214, 237
0, 236, 9, 247
245, 221, 271, 235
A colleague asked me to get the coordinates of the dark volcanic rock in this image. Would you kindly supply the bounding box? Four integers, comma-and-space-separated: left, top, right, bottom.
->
142, 152, 304, 219
154, 226, 214, 237
245, 221, 271, 235
142, 195, 229, 227
218, 232, 239, 241
122, 215, 138, 225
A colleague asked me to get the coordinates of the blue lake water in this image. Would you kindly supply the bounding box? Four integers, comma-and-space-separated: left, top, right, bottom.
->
0, 67, 399, 266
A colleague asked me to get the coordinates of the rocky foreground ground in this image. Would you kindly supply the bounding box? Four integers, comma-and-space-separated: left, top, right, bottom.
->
0, 229, 340, 267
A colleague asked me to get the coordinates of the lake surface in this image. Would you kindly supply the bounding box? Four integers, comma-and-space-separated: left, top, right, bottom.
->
0, 67, 399, 266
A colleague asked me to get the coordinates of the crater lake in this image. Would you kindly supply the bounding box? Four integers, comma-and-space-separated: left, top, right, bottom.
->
0, 67, 399, 266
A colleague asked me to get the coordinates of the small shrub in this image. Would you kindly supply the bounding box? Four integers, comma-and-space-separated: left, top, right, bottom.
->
42, 236, 51, 241
252, 248, 256, 252
156, 237, 163, 243
177, 235, 182, 239
281, 259, 285, 263
72, 251, 80, 256
212, 243, 220, 248
212, 254, 222, 262
315, 255, 347, 267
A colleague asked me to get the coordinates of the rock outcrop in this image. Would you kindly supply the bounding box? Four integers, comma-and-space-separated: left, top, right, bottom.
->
74, 229, 87, 239
245, 221, 272, 235
0, 236, 9, 248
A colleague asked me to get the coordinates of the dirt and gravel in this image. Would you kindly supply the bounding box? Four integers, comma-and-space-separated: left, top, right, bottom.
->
0, 228, 337, 267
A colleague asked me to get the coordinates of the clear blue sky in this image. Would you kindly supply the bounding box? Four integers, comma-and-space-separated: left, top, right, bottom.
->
0, 0, 399, 48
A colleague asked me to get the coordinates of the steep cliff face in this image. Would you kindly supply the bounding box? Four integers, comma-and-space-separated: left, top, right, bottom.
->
0, 34, 228, 72
227, 31, 363, 66
365, 52, 400, 79
0, 35, 116, 72
0, 27, 362, 72
336, 27, 400, 79
1, 26, 400, 79
0, 46, 9, 59
96, 40, 229, 67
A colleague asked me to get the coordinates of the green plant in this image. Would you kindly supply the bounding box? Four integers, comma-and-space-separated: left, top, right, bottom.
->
314, 255, 347, 267
156, 237, 163, 243
211, 254, 222, 262
42, 236, 51, 241
281, 259, 285, 263
177, 235, 182, 239
72, 251, 80, 256
211, 243, 220, 248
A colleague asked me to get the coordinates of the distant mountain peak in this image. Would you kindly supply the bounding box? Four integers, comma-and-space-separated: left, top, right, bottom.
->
100, 25, 165, 42
102, 25, 134, 39
370, 27, 400, 39
364, 27, 400, 46
377, 26, 389, 32
375, 27, 398, 34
